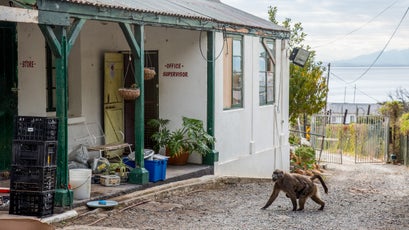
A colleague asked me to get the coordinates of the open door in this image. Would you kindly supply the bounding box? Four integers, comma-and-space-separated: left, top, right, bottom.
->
104, 53, 124, 157
0, 23, 18, 171
123, 51, 159, 150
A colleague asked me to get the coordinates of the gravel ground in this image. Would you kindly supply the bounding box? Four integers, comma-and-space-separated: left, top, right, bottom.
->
53, 157, 409, 230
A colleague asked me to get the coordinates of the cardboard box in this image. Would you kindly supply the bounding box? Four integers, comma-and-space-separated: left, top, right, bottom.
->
100, 175, 120, 186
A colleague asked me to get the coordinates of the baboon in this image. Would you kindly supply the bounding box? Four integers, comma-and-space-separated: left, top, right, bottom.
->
261, 169, 328, 211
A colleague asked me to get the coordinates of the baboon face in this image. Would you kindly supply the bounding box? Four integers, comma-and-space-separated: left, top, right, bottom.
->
272, 169, 284, 182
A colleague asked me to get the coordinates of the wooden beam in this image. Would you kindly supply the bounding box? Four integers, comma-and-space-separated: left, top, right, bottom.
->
119, 22, 141, 59
38, 24, 62, 57
0, 5, 38, 24
67, 18, 86, 53
38, 11, 70, 26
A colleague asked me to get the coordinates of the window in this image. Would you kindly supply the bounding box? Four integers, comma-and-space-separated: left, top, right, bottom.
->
46, 44, 56, 112
259, 38, 275, 105
223, 35, 243, 109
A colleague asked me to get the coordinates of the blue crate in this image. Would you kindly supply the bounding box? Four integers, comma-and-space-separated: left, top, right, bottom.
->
122, 157, 136, 168
144, 159, 167, 182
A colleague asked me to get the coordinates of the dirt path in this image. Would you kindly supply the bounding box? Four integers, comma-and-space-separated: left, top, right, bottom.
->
53, 159, 409, 230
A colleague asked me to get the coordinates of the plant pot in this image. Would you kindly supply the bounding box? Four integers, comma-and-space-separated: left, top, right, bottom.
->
166, 148, 189, 165
118, 88, 140, 100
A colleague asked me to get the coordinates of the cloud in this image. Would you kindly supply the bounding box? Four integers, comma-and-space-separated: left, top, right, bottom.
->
222, 0, 409, 62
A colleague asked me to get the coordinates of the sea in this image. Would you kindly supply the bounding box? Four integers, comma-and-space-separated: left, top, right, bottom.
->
327, 66, 409, 104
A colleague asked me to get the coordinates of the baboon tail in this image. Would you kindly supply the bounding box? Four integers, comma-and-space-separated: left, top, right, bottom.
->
311, 174, 328, 194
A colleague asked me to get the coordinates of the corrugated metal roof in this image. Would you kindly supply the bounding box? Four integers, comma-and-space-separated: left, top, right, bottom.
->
63, 0, 288, 33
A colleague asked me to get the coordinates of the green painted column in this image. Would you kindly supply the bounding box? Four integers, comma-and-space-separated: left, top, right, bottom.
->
53, 28, 73, 206
203, 31, 219, 165
128, 24, 149, 184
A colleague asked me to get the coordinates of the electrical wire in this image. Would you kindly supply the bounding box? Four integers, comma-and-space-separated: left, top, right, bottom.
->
330, 72, 381, 103
313, 0, 400, 49
347, 7, 409, 84
199, 26, 227, 62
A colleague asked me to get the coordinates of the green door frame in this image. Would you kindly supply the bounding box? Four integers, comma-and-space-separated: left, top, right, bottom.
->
0, 22, 17, 172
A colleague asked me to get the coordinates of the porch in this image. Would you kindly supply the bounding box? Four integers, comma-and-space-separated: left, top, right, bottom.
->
0, 163, 212, 211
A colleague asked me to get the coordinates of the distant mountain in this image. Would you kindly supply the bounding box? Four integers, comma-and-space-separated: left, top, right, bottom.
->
331, 49, 409, 67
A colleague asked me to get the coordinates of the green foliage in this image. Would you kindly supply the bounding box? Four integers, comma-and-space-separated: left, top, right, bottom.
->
289, 134, 300, 145
147, 118, 171, 153
292, 146, 316, 170
379, 101, 403, 157
268, 6, 328, 124
400, 113, 409, 135
148, 117, 216, 158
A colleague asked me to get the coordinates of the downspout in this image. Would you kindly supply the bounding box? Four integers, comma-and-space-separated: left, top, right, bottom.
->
203, 30, 219, 165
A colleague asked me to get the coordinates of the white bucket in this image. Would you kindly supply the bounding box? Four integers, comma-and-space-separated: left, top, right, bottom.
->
69, 169, 92, 200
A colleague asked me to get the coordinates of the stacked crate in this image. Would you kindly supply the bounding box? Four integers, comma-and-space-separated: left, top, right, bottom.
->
9, 116, 58, 217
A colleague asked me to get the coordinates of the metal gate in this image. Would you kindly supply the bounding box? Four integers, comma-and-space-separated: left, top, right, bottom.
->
310, 114, 389, 164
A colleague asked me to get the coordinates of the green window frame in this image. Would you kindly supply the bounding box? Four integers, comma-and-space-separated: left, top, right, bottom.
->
46, 44, 56, 112
259, 38, 275, 106
223, 35, 243, 109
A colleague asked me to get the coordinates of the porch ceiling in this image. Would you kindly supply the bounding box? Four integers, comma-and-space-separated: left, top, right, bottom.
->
37, 0, 289, 38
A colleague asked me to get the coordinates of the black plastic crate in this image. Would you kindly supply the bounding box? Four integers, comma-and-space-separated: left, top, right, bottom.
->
12, 140, 57, 166
14, 116, 58, 141
9, 190, 54, 217
10, 166, 56, 191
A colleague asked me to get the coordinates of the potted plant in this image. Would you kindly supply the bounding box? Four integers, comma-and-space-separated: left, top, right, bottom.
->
118, 83, 140, 101
148, 117, 216, 165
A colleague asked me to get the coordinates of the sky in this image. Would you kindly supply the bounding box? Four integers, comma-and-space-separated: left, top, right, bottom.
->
221, 0, 409, 63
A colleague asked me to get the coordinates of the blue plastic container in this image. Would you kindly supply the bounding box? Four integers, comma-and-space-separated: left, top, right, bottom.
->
144, 159, 167, 182
122, 157, 135, 168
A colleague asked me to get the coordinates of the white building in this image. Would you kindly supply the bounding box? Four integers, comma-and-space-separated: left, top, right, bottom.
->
0, 0, 290, 205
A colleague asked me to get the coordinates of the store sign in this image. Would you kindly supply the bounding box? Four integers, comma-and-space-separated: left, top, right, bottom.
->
20, 59, 36, 68
163, 62, 188, 77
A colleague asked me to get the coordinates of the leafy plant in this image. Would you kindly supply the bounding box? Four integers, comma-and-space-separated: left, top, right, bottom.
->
400, 113, 409, 135
289, 134, 300, 145
292, 146, 316, 170
148, 117, 216, 158
147, 118, 171, 153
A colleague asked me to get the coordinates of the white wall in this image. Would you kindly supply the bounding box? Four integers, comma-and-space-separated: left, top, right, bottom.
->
213, 33, 290, 178
145, 27, 208, 163
76, 21, 129, 123
17, 23, 47, 116
15, 21, 290, 172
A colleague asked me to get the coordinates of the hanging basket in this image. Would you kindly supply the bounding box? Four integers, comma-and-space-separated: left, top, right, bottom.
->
118, 87, 140, 101
144, 67, 156, 80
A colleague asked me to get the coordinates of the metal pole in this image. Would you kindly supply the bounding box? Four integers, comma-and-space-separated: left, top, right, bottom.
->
324, 63, 330, 114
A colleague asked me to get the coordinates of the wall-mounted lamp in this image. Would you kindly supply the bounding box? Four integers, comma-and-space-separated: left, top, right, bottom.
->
289, 47, 311, 67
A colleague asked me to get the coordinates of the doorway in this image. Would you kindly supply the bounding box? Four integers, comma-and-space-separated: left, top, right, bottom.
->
0, 22, 18, 171
123, 51, 159, 150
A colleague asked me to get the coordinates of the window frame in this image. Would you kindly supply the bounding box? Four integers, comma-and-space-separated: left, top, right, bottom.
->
46, 44, 56, 112
223, 34, 244, 110
259, 38, 276, 106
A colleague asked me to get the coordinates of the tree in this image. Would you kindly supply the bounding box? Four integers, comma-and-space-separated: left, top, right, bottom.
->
388, 87, 409, 112
268, 7, 328, 124
379, 101, 403, 162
